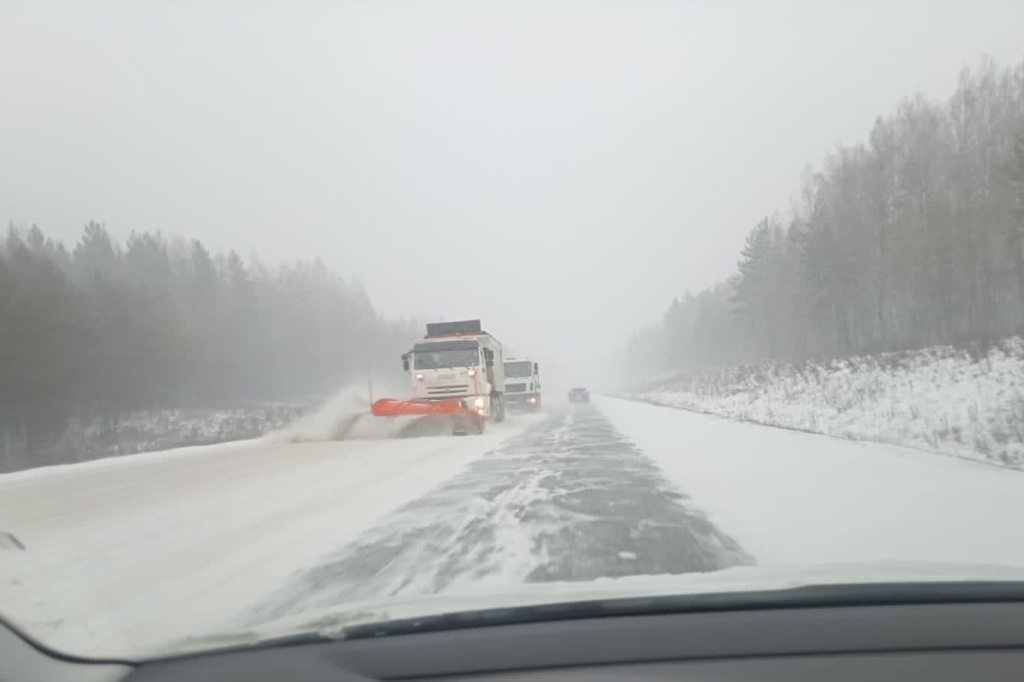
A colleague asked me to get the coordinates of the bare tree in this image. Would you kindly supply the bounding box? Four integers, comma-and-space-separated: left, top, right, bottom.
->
628, 56, 1024, 375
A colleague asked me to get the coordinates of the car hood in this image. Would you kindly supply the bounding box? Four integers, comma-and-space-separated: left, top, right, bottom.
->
180, 561, 1024, 653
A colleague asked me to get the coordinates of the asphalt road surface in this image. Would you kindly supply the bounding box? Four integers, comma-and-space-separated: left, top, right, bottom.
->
245, 403, 752, 626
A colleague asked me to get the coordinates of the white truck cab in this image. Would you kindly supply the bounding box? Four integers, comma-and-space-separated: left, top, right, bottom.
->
503, 358, 541, 410
401, 320, 506, 421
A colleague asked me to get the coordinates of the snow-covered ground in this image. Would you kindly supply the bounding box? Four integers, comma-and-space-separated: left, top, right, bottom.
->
0, 400, 536, 657
628, 339, 1024, 469
598, 395, 1024, 567
4, 393, 1024, 662
1, 402, 314, 474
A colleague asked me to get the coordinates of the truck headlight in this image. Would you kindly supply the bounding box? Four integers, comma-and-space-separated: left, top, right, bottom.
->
474, 397, 485, 408
416, 373, 424, 380
468, 369, 476, 377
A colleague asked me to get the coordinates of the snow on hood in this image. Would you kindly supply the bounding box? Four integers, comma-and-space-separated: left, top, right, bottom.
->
238, 561, 1024, 642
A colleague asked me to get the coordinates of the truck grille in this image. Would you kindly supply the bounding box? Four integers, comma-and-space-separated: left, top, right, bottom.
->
506, 383, 527, 393
427, 384, 470, 396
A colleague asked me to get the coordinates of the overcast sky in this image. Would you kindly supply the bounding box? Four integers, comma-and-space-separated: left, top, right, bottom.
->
3, 1, 1024, 381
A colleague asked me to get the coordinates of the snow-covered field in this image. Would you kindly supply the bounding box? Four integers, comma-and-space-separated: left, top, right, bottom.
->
628, 339, 1024, 469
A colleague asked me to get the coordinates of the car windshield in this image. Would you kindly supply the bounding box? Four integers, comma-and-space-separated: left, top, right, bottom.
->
505, 361, 533, 377
4, 0, 1024, 664
414, 349, 479, 370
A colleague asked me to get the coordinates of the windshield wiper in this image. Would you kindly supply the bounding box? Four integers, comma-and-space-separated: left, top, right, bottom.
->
341, 581, 1024, 640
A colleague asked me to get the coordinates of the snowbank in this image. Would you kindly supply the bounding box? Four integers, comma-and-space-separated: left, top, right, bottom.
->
598, 395, 1024, 568
0, 402, 314, 474
629, 339, 1024, 469
3, 377, 416, 474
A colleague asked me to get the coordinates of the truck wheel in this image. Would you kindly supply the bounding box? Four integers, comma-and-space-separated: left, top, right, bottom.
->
493, 395, 506, 423
475, 414, 486, 434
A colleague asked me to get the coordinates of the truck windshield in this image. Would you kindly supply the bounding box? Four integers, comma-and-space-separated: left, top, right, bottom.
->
505, 361, 533, 378
414, 349, 479, 370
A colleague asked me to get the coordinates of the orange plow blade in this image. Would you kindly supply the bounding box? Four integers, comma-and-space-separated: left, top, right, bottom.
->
371, 398, 471, 417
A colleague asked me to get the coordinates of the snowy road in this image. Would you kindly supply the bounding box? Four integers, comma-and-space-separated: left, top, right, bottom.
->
3, 396, 1024, 659
243, 406, 750, 626
0, 417, 531, 655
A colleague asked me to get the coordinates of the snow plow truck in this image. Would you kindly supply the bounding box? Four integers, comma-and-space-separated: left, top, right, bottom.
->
371, 319, 507, 435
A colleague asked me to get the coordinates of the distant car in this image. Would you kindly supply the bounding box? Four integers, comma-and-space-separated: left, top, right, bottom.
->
568, 387, 590, 404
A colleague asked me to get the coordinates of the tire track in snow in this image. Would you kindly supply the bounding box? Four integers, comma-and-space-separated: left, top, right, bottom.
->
523, 406, 751, 582
243, 406, 751, 626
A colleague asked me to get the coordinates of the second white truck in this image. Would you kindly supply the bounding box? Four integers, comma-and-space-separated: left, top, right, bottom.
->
371, 319, 507, 434
503, 358, 541, 410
